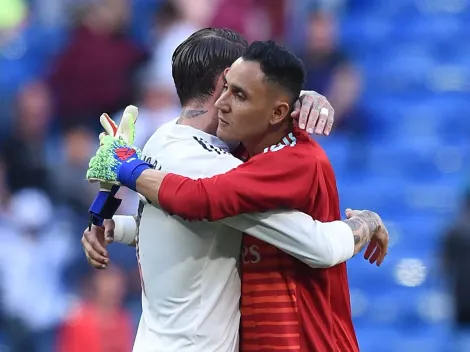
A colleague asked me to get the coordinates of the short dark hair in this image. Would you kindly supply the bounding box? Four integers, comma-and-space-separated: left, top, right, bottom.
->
241, 40, 306, 105
172, 28, 248, 106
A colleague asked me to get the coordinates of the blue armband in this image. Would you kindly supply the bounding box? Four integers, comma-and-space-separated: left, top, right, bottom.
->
118, 158, 152, 191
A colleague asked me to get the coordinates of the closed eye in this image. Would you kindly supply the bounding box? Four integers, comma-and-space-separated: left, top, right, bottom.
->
236, 92, 245, 100
232, 88, 246, 101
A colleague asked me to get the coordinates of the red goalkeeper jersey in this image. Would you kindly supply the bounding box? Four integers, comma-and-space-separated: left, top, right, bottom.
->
159, 128, 359, 352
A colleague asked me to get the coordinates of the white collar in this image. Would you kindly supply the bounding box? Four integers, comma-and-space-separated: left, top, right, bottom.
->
169, 118, 231, 152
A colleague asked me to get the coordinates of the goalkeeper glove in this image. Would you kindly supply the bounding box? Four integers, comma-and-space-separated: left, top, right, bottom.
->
86, 107, 151, 190
87, 106, 150, 227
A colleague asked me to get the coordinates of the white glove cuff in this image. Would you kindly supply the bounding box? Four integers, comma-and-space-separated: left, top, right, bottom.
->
113, 215, 138, 245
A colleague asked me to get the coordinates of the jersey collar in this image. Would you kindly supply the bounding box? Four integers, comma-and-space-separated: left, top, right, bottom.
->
263, 131, 297, 153
170, 118, 231, 152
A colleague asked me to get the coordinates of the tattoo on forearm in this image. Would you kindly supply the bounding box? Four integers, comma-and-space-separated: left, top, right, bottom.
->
343, 211, 381, 255
182, 109, 208, 118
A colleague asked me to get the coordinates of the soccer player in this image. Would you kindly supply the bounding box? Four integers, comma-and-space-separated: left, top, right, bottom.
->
84, 32, 388, 351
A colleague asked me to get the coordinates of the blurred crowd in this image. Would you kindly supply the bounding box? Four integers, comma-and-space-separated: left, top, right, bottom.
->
0, 0, 469, 351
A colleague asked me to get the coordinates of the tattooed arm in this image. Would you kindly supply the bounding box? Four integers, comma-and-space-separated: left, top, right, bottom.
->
342, 210, 389, 266
344, 210, 381, 254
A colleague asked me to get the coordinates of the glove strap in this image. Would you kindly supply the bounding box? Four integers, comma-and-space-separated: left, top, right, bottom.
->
89, 186, 122, 227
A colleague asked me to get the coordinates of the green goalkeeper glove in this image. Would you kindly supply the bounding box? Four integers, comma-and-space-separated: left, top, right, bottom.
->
86, 108, 151, 191
87, 106, 143, 228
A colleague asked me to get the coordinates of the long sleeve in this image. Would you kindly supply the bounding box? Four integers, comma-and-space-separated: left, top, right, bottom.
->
159, 148, 317, 221
221, 211, 354, 268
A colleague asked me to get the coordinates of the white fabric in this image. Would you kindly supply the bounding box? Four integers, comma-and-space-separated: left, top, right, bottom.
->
126, 118, 354, 352
222, 212, 354, 268
113, 215, 138, 245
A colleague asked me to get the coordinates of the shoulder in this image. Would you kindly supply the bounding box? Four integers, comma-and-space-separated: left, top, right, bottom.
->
198, 150, 242, 177
143, 119, 177, 147
143, 124, 241, 178
249, 129, 318, 172
191, 135, 231, 157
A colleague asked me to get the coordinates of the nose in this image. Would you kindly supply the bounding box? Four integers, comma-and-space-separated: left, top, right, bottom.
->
215, 91, 230, 113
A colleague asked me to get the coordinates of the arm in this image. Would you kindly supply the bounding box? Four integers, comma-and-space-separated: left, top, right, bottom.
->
88, 128, 312, 221
136, 149, 314, 221
222, 211, 354, 268
81, 214, 139, 270
135, 157, 382, 265
135, 168, 382, 266
342, 210, 384, 255
222, 208, 384, 267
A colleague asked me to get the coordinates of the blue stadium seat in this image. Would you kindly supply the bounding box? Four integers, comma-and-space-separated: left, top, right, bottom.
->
355, 326, 401, 352
332, 2, 463, 348
392, 326, 450, 352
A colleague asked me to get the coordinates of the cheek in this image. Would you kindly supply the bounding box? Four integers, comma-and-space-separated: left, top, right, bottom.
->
239, 107, 268, 136
234, 110, 254, 137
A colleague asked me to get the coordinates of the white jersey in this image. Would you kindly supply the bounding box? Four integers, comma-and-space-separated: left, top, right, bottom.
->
122, 119, 354, 352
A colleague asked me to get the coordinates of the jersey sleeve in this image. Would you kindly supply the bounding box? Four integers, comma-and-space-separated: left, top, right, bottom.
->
221, 211, 354, 268
158, 147, 317, 221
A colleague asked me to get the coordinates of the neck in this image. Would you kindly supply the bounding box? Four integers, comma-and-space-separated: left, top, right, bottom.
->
243, 121, 292, 157
177, 100, 218, 135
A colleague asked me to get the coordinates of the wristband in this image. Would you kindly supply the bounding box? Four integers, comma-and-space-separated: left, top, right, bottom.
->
118, 158, 152, 191
113, 215, 138, 245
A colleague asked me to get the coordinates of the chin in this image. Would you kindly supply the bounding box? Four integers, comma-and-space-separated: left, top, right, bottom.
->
216, 127, 237, 144
216, 127, 227, 140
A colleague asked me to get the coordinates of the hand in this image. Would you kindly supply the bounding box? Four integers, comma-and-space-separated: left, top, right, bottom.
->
87, 107, 151, 190
87, 106, 140, 227
81, 219, 115, 269
86, 135, 142, 184
99, 105, 139, 144
89, 105, 140, 185
291, 90, 334, 136
345, 208, 389, 266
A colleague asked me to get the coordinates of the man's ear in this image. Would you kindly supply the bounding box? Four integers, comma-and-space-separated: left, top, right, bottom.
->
270, 101, 291, 126
213, 68, 230, 96
213, 73, 225, 96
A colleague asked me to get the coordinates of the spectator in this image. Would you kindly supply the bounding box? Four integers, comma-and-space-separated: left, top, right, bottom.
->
0, 81, 55, 196
128, 79, 181, 150
211, 0, 287, 41
0, 188, 76, 352
56, 267, 133, 352
48, 0, 148, 131
299, 10, 366, 136
174, 0, 217, 28
442, 189, 470, 327
52, 124, 97, 221
148, 0, 198, 96
210, 0, 264, 42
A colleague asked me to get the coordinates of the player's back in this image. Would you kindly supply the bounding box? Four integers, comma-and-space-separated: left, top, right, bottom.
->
134, 119, 243, 352
241, 129, 358, 352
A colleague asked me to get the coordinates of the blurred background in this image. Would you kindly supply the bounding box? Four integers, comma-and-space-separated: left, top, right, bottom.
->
0, 0, 469, 351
